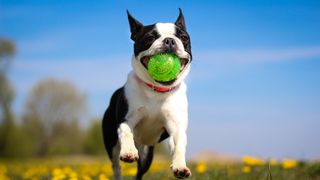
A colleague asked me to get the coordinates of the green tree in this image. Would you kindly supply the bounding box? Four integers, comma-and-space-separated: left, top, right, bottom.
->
0, 38, 15, 73
83, 120, 105, 155
0, 38, 17, 157
22, 79, 87, 156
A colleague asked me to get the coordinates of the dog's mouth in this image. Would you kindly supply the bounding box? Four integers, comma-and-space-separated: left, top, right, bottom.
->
140, 56, 189, 73
140, 55, 189, 85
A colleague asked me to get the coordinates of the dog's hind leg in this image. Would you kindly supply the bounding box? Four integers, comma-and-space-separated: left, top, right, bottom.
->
135, 145, 154, 180
111, 142, 122, 180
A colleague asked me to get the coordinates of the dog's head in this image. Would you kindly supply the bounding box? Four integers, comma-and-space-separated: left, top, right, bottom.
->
128, 9, 192, 87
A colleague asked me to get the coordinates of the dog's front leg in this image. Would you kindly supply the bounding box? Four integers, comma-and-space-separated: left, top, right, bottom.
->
166, 114, 191, 178
118, 122, 138, 162
170, 128, 191, 178
117, 109, 143, 163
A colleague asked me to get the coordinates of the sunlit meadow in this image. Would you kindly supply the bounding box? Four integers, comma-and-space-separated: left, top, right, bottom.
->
1, 156, 320, 179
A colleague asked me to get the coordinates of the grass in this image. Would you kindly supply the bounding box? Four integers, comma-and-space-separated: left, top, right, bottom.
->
1, 156, 320, 180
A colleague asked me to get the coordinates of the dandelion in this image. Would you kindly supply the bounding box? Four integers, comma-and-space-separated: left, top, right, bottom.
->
99, 173, 110, 180
0, 164, 7, 175
196, 162, 207, 174
0, 165, 9, 180
52, 168, 63, 176
282, 159, 298, 169
69, 171, 78, 179
52, 168, 66, 180
126, 167, 137, 176
242, 166, 251, 173
0, 175, 10, 180
242, 155, 265, 166
83, 175, 92, 180
150, 162, 168, 173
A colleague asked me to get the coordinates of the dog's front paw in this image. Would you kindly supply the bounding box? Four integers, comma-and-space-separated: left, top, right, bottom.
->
120, 149, 139, 163
171, 165, 191, 179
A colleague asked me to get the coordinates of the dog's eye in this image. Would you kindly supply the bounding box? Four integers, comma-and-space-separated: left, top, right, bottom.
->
181, 35, 189, 42
145, 35, 155, 42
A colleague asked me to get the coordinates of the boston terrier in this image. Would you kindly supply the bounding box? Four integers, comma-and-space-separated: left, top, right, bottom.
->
102, 9, 192, 180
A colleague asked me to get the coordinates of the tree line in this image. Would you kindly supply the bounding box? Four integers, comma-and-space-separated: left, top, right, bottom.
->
0, 38, 105, 158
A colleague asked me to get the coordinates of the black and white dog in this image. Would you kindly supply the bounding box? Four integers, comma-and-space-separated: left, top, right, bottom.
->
102, 9, 192, 180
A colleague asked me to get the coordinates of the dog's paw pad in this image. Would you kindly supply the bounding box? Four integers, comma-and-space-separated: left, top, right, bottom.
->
119, 152, 139, 163
173, 167, 191, 179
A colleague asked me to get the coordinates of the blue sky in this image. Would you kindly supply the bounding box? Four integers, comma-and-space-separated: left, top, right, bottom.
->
1, 0, 320, 159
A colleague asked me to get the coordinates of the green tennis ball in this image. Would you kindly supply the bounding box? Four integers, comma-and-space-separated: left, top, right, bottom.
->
147, 53, 181, 82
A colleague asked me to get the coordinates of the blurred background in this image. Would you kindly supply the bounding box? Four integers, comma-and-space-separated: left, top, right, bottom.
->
1, 0, 320, 161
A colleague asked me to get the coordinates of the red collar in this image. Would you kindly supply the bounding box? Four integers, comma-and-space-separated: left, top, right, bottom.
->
144, 82, 179, 93
134, 74, 179, 93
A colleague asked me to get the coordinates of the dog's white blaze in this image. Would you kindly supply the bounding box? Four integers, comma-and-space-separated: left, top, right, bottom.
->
155, 23, 176, 36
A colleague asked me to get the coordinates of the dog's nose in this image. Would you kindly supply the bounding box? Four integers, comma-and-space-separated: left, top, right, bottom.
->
163, 38, 176, 52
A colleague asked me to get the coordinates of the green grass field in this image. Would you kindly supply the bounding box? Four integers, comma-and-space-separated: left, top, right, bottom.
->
1, 156, 320, 180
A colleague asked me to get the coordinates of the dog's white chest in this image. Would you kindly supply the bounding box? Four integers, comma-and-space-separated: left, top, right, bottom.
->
130, 96, 165, 145
124, 72, 188, 145
133, 114, 165, 145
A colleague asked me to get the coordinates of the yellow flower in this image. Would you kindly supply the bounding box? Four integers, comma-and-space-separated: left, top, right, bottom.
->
0, 164, 7, 175
52, 174, 66, 180
242, 166, 251, 173
0, 166, 9, 180
69, 172, 78, 178
0, 175, 10, 180
52, 168, 63, 176
82, 175, 92, 180
196, 162, 207, 174
52, 168, 67, 180
99, 173, 110, 180
62, 166, 73, 175
242, 155, 265, 166
127, 167, 137, 176
149, 162, 167, 172
282, 159, 298, 169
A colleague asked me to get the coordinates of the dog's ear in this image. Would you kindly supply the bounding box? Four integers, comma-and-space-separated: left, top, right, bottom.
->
175, 8, 186, 31
127, 10, 143, 41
